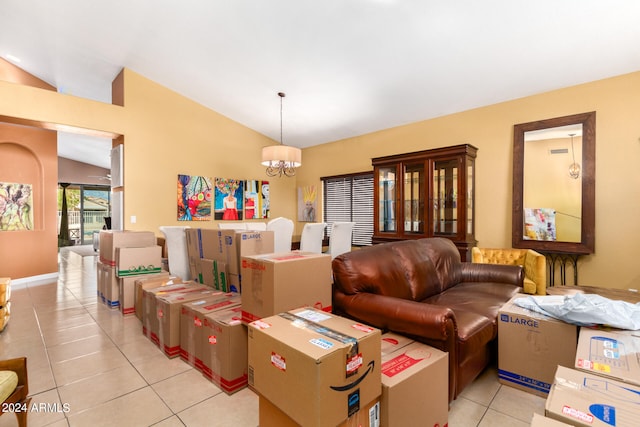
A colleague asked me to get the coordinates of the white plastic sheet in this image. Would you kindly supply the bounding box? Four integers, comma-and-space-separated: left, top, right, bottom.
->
514, 293, 640, 330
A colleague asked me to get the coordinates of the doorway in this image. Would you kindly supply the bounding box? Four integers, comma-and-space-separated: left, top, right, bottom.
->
58, 184, 111, 245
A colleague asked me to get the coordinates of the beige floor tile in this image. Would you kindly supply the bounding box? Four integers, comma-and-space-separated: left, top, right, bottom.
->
489, 384, 546, 423
150, 415, 187, 427
41, 322, 104, 347
177, 387, 258, 427
23, 389, 68, 427
66, 386, 173, 427
51, 345, 130, 386
152, 369, 223, 413
28, 361, 58, 395
46, 333, 117, 364
57, 363, 147, 413
460, 365, 501, 406
478, 408, 531, 427
132, 351, 193, 385
119, 334, 165, 364
448, 396, 487, 427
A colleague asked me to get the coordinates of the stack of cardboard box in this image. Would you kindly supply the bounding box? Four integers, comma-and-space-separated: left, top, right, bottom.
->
249, 307, 382, 427
185, 228, 274, 292
97, 230, 157, 308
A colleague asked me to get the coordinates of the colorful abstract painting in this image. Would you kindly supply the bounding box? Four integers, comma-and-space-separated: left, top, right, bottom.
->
177, 174, 212, 221
214, 178, 244, 220
244, 180, 270, 219
298, 185, 317, 222
0, 182, 33, 231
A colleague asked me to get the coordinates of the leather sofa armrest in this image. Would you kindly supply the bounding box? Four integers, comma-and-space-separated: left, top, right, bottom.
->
333, 290, 456, 341
460, 262, 524, 286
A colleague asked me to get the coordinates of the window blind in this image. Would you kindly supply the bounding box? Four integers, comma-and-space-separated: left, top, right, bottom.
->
322, 172, 373, 246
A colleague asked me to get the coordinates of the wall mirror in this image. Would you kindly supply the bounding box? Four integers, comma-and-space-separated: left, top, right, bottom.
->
512, 111, 595, 254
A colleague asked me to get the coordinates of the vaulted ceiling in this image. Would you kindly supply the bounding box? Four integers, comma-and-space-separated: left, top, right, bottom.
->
2, 0, 640, 169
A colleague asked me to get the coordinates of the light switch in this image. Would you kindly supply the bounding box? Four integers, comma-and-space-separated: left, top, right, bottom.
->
130, 215, 137, 224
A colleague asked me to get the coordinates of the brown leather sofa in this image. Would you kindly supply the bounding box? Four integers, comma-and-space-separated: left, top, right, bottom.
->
332, 238, 524, 402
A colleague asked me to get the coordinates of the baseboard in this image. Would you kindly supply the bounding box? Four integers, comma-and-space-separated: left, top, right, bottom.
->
10, 272, 59, 289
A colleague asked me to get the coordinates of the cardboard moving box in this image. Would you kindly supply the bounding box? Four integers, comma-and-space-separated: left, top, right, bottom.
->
119, 271, 170, 315
135, 276, 182, 321
498, 294, 578, 396
575, 327, 640, 387
179, 293, 241, 369
99, 230, 157, 266
241, 252, 331, 324
258, 395, 381, 427
380, 335, 448, 427
248, 307, 381, 427
546, 365, 640, 426
115, 245, 163, 277
201, 305, 247, 393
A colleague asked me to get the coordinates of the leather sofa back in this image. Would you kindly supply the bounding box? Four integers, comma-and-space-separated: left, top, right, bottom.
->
332, 238, 463, 302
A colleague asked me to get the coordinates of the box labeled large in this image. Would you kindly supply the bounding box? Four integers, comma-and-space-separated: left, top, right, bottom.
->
99, 230, 157, 266
498, 294, 578, 396
575, 327, 640, 386
545, 365, 640, 426
241, 252, 331, 324
248, 307, 381, 427
119, 271, 170, 315
179, 293, 241, 369
115, 245, 162, 277
380, 337, 448, 427
217, 230, 274, 275
201, 305, 247, 393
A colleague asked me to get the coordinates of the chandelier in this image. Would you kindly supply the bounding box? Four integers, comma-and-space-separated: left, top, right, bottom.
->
568, 133, 580, 179
261, 92, 302, 177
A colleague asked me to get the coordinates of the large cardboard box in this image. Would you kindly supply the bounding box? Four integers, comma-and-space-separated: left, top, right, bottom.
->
498, 294, 578, 396
185, 228, 203, 280
198, 258, 229, 291
135, 276, 182, 321
380, 336, 448, 427
258, 395, 381, 427
248, 307, 381, 427
201, 305, 247, 393
119, 271, 170, 315
97, 260, 107, 303
241, 252, 332, 324
142, 282, 196, 344
115, 245, 163, 278
217, 229, 275, 275
545, 365, 640, 426
531, 413, 573, 426
99, 263, 119, 308
575, 327, 640, 386
99, 230, 157, 266
156, 286, 222, 358
179, 293, 241, 369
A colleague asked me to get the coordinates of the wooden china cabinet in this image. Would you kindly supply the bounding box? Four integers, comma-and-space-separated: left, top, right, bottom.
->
372, 144, 478, 261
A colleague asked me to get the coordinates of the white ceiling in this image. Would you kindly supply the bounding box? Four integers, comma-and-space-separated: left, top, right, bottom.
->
2, 0, 640, 169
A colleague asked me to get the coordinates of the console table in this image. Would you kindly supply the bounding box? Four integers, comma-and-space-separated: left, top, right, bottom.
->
546, 285, 640, 304
539, 251, 582, 286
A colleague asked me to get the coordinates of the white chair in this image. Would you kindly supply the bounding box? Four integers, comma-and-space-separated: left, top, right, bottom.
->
327, 222, 356, 259
159, 225, 191, 280
247, 222, 267, 231
299, 222, 327, 254
266, 217, 294, 253
218, 222, 247, 230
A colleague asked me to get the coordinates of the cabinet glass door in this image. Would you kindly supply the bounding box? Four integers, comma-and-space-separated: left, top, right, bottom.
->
466, 158, 474, 236
404, 163, 424, 234
378, 166, 396, 232
432, 159, 458, 236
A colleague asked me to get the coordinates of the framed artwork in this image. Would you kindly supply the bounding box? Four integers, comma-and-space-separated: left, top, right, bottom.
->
214, 178, 244, 220
244, 180, 270, 219
298, 185, 317, 222
0, 182, 33, 231
177, 174, 212, 221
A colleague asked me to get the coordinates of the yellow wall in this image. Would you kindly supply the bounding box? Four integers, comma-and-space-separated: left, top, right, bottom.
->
297, 71, 640, 289
1, 67, 640, 289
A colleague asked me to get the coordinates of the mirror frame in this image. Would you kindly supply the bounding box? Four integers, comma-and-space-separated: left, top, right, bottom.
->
512, 111, 596, 254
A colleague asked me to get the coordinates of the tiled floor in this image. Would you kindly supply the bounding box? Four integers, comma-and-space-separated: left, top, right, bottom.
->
0, 246, 546, 426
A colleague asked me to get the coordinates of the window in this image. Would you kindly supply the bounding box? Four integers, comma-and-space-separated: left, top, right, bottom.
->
322, 172, 374, 246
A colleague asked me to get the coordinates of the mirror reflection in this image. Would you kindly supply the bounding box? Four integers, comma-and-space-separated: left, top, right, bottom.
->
523, 124, 582, 243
